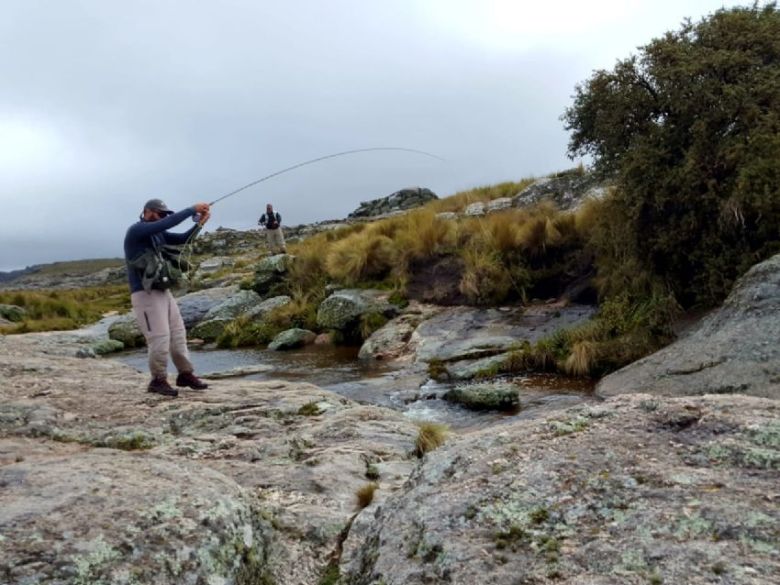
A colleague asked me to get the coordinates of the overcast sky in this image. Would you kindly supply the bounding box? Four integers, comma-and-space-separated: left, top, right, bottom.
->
0, 0, 744, 271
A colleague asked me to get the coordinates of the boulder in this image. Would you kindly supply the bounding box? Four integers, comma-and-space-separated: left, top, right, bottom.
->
435, 211, 458, 221
512, 168, 603, 211
268, 328, 316, 350
252, 254, 294, 296
176, 285, 238, 328
358, 313, 422, 361
0, 449, 275, 584
443, 381, 520, 410
0, 303, 25, 322
348, 187, 438, 218
486, 197, 512, 213
341, 394, 780, 584
464, 202, 485, 216
597, 253, 780, 400
412, 304, 596, 364
316, 289, 400, 331
197, 255, 235, 274
190, 289, 263, 341
245, 295, 291, 323
91, 338, 125, 355
107, 314, 144, 348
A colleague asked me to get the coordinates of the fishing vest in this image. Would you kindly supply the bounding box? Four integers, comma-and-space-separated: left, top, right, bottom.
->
263, 212, 280, 229
128, 241, 191, 292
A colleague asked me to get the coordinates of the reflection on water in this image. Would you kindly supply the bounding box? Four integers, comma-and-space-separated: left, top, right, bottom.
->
115, 345, 596, 432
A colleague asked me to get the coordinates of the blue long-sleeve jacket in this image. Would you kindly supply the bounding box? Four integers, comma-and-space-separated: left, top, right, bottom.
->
124, 206, 198, 293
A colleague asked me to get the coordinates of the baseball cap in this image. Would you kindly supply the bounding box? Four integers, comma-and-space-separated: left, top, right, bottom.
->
143, 198, 174, 216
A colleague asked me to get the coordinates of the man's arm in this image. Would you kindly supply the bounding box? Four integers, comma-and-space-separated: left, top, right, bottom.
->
128, 207, 196, 239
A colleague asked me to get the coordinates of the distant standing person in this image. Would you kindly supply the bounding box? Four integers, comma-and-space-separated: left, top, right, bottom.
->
258, 203, 286, 254
124, 198, 211, 397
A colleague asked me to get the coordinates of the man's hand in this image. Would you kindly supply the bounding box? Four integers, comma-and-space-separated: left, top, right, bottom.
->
198, 211, 211, 225
194, 202, 210, 215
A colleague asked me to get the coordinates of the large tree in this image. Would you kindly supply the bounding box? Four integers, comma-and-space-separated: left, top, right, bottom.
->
564, 3, 780, 306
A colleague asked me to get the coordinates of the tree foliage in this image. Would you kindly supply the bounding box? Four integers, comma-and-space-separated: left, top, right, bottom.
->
564, 3, 780, 306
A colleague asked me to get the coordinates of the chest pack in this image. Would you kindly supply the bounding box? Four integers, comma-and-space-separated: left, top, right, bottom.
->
129, 240, 191, 292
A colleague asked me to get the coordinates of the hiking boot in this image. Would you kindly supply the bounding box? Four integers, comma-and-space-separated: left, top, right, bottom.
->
176, 371, 208, 390
147, 376, 178, 397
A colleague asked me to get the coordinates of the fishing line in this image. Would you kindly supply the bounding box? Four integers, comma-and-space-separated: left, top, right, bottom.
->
180, 146, 444, 278
209, 147, 444, 206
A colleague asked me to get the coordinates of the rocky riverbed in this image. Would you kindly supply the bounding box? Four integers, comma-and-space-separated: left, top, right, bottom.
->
2, 252, 779, 584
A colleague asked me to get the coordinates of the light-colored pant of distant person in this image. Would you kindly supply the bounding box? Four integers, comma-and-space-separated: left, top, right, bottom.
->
131, 290, 193, 378
266, 227, 286, 254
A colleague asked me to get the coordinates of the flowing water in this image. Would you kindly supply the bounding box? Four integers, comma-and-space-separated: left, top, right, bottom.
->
116, 344, 596, 432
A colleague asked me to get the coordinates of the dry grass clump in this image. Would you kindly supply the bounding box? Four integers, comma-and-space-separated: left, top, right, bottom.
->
458, 248, 514, 305
414, 421, 450, 457
355, 482, 379, 509
324, 231, 397, 284
431, 180, 534, 213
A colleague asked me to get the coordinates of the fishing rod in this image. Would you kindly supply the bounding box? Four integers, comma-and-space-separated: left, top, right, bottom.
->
181, 146, 444, 267
208, 146, 444, 207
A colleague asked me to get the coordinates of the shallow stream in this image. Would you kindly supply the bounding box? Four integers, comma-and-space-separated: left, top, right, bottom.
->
116, 344, 596, 432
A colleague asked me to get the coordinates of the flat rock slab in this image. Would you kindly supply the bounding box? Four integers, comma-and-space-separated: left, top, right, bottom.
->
0, 446, 274, 585
598, 253, 780, 400
412, 304, 595, 364
0, 329, 420, 585
342, 394, 780, 584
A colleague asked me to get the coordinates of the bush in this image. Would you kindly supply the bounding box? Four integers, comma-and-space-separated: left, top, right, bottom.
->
564, 4, 780, 307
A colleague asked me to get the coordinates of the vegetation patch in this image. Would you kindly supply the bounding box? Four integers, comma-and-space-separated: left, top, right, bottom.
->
414, 422, 449, 457
355, 482, 379, 509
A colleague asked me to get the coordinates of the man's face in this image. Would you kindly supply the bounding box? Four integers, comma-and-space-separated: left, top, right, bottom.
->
143, 208, 165, 222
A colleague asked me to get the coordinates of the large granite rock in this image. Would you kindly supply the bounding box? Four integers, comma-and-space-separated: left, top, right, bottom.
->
268, 328, 316, 350
348, 187, 438, 219
107, 313, 144, 347
316, 289, 400, 331
597, 253, 780, 400
0, 330, 420, 585
358, 304, 440, 361
512, 168, 604, 211
252, 254, 294, 296
190, 289, 263, 341
0, 448, 275, 585
341, 394, 780, 584
443, 381, 520, 411
175, 285, 239, 328
412, 304, 596, 364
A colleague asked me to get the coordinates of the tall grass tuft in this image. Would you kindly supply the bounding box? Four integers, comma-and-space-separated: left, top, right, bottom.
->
355, 482, 379, 509
414, 421, 449, 457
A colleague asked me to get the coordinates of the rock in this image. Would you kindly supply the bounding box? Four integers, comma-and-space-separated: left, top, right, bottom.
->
341, 394, 780, 584
445, 353, 509, 381
0, 448, 275, 584
91, 338, 125, 355
0, 303, 25, 322
197, 255, 235, 273
190, 289, 263, 341
245, 295, 291, 323
107, 314, 144, 348
412, 304, 596, 364
0, 330, 420, 585
252, 254, 294, 296
316, 289, 400, 331
177, 286, 238, 328
512, 168, 604, 211
348, 187, 438, 218
464, 202, 485, 216
268, 328, 316, 350
597, 253, 780, 400
435, 211, 458, 221
443, 381, 520, 410
486, 197, 512, 213
75, 347, 96, 358
358, 313, 423, 361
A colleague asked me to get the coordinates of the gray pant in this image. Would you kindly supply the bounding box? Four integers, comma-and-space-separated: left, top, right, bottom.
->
131, 290, 193, 379
266, 227, 286, 254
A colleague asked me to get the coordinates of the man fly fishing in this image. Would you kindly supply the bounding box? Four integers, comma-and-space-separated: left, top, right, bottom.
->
124, 198, 211, 397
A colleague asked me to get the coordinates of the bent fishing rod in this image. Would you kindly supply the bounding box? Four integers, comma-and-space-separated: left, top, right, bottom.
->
183, 146, 443, 257
207, 146, 444, 207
